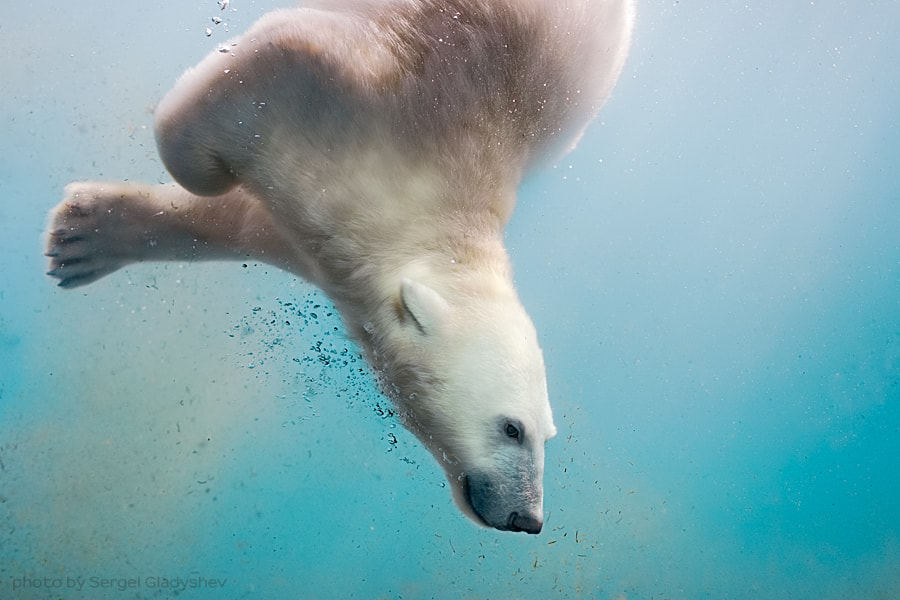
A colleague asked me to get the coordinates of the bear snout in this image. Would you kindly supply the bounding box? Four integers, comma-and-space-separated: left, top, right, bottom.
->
464, 472, 544, 534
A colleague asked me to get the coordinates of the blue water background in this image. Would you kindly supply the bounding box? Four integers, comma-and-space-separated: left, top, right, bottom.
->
1, 1, 898, 598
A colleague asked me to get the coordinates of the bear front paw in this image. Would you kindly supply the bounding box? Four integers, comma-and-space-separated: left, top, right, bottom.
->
45, 183, 137, 288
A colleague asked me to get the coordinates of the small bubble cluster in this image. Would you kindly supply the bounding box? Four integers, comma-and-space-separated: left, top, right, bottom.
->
206, 0, 234, 37
226, 283, 415, 462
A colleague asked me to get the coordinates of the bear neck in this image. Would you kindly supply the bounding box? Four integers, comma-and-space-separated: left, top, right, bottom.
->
327, 215, 518, 405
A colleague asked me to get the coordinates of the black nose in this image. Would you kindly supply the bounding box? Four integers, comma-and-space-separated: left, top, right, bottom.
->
507, 512, 543, 534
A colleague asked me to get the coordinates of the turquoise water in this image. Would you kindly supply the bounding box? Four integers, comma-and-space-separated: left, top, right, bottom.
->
2, 1, 898, 598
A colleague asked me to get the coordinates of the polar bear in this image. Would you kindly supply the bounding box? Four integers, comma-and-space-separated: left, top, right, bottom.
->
45, 0, 633, 533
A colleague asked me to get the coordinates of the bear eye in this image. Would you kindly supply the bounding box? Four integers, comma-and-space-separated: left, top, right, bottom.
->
504, 422, 520, 440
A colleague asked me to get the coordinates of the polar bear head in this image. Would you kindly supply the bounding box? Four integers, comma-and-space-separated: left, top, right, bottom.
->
378, 277, 557, 534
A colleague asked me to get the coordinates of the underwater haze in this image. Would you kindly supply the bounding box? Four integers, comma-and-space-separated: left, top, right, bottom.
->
1, 1, 898, 598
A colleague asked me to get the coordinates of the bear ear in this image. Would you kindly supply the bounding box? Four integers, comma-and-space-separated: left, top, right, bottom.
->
400, 279, 451, 336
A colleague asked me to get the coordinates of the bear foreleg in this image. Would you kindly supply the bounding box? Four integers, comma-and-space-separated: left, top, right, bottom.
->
45, 181, 294, 288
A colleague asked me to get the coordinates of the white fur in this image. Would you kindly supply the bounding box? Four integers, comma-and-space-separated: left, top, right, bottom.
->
45, 0, 634, 533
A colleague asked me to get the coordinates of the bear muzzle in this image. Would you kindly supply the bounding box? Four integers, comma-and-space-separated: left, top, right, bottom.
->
463, 472, 544, 535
